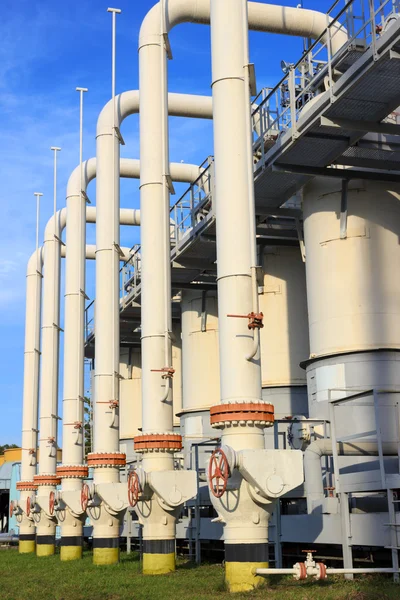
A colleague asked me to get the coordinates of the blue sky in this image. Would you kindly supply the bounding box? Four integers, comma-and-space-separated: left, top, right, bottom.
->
0, 0, 333, 444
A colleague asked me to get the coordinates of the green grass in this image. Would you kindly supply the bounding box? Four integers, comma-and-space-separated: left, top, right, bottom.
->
1, 549, 400, 600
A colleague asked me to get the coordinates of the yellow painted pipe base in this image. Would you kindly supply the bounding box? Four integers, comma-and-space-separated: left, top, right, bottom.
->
36, 544, 55, 557
60, 546, 82, 561
93, 547, 119, 565
225, 561, 269, 593
142, 553, 175, 575
19, 540, 35, 554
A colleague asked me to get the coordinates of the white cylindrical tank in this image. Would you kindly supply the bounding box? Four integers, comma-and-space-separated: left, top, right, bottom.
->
180, 290, 220, 469
118, 324, 182, 459
260, 246, 309, 386
259, 246, 309, 447
303, 177, 400, 437
304, 177, 400, 358
119, 348, 142, 440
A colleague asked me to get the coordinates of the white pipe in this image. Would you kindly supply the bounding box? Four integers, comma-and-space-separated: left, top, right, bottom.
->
18, 247, 43, 550
139, 1, 347, 54
210, 0, 262, 410
68, 94, 207, 561
93, 89, 212, 563
256, 568, 297, 575
21, 249, 43, 482
137, 0, 347, 437
62, 244, 132, 262
326, 568, 399, 574
137, 0, 346, 574
19, 152, 196, 553
256, 567, 399, 575
305, 440, 398, 513
63, 154, 197, 474
35, 208, 63, 549
95, 92, 212, 463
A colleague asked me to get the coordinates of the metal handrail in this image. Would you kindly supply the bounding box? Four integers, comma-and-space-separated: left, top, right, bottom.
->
251, 0, 399, 163
85, 0, 400, 335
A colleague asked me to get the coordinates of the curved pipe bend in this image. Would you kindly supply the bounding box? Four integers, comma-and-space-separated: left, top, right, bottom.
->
97, 90, 213, 136
305, 439, 398, 513
139, 0, 347, 55
66, 157, 201, 200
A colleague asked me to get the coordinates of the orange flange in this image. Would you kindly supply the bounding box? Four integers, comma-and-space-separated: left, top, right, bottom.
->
33, 474, 61, 486
134, 434, 182, 452
16, 481, 38, 492
210, 402, 274, 428
56, 465, 89, 479
87, 452, 126, 467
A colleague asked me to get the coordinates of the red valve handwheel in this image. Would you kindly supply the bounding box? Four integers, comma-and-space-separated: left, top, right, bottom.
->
128, 471, 140, 507
26, 496, 31, 517
208, 448, 230, 498
49, 490, 55, 516
81, 483, 89, 512
9, 500, 14, 518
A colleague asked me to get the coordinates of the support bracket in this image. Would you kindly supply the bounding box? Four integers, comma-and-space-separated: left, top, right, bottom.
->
81, 190, 91, 204
340, 180, 348, 239
165, 173, 175, 195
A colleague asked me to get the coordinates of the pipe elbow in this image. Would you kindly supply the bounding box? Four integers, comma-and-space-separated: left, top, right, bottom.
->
97, 91, 140, 136
26, 248, 43, 277
66, 159, 96, 198
138, 4, 160, 50
43, 208, 67, 242
96, 98, 115, 137
309, 9, 348, 55
304, 439, 326, 460
138, 0, 209, 50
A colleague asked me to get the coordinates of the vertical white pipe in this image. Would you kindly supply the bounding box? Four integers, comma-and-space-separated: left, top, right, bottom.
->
139, 5, 173, 442
76, 87, 88, 444
35, 207, 61, 554
210, 0, 262, 409
62, 156, 197, 470
91, 88, 211, 563
21, 250, 43, 482
94, 109, 121, 460
38, 213, 62, 476
18, 248, 43, 552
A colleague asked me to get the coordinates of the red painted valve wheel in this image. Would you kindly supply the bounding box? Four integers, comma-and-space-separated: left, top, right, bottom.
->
128, 471, 140, 507
81, 483, 89, 512
208, 448, 230, 498
9, 500, 14, 518
49, 490, 55, 516
26, 496, 31, 517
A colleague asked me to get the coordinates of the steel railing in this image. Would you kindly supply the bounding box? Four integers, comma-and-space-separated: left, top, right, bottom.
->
85, 0, 400, 338
251, 0, 400, 166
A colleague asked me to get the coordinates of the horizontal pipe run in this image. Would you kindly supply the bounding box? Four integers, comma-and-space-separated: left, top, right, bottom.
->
256, 567, 400, 575
60, 244, 132, 262
326, 568, 400, 574
256, 568, 296, 575
139, 1, 347, 55
305, 440, 398, 513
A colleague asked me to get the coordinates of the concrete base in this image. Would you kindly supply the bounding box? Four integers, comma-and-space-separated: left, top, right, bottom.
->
225, 562, 268, 593
36, 544, 55, 557
60, 545, 83, 561
143, 552, 175, 574
19, 540, 35, 554
93, 547, 120, 565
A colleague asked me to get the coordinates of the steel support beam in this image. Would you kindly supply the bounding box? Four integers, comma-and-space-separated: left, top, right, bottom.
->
272, 164, 400, 182
321, 116, 400, 136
